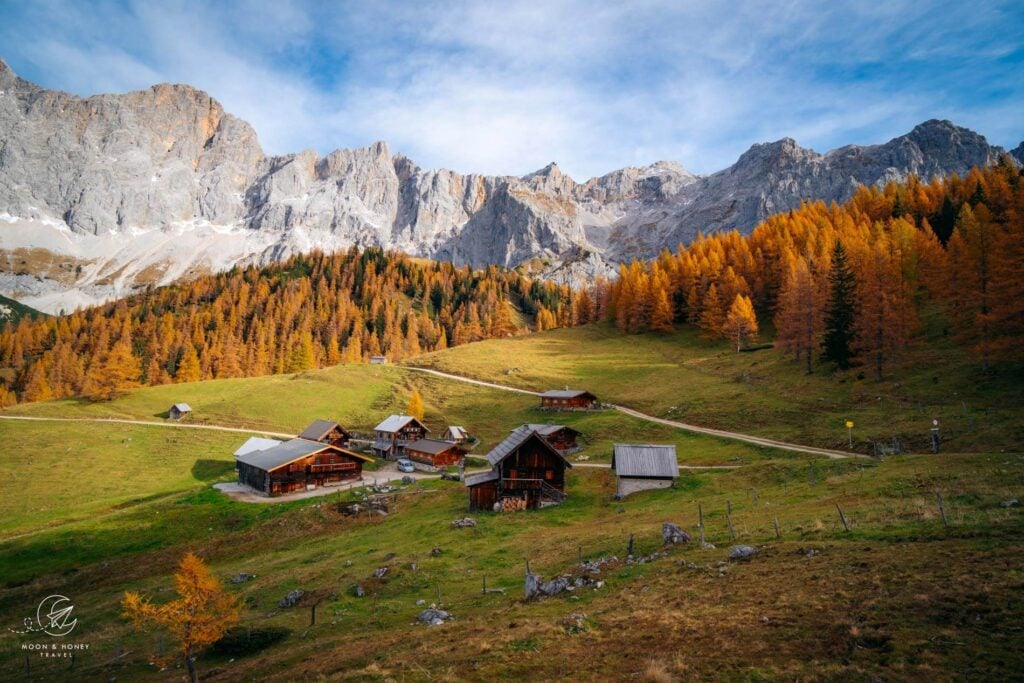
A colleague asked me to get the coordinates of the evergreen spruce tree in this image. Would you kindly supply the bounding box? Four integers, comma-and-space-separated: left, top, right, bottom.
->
821, 241, 857, 370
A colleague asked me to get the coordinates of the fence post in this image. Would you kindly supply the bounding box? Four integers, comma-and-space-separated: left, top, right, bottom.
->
836, 504, 850, 532
936, 492, 948, 527
773, 516, 781, 539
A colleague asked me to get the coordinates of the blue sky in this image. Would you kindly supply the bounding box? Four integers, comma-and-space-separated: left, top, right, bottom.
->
1, 0, 1022, 179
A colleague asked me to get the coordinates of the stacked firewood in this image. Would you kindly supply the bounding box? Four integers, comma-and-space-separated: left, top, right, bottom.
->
497, 497, 527, 513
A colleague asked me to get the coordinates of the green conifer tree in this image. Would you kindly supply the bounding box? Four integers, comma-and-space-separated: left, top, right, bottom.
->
821, 241, 858, 370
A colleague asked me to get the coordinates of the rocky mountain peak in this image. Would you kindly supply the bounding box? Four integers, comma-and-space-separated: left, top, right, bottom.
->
1011, 142, 1024, 165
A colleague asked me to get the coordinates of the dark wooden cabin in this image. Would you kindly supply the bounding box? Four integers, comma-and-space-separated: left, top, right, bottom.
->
443, 426, 470, 444
538, 389, 598, 411
465, 426, 573, 511
403, 438, 466, 470
235, 438, 372, 496
298, 419, 353, 448
372, 415, 430, 459
523, 423, 581, 454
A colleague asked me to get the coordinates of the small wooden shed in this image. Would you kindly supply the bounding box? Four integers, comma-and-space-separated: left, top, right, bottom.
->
538, 389, 598, 411
168, 403, 192, 420
611, 444, 679, 499
403, 438, 466, 470
444, 426, 470, 444
465, 426, 573, 511
298, 419, 353, 448
370, 355, 388, 365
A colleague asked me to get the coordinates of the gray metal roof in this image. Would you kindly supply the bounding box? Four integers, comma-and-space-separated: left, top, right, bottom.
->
235, 438, 370, 471
523, 423, 577, 437
612, 444, 679, 478
446, 426, 469, 437
298, 419, 347, 441
172, 403, 192, 412
233, 436, 283, 457
374, 415, 429, 433
465, 469, 499, 486
485, 426, 573, 468
404, 438, 461, 455
539, 389, 593, 399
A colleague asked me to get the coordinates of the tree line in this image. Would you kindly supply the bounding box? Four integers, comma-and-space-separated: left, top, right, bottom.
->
595, 159, 1023, 378
0, 247, 575, 404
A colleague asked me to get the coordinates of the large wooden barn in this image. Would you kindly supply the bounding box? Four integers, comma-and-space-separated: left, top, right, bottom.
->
298, 419, 353, 448
372, 415, 430, 459
538, 389, 599, 411
611, 444, 679, 499
403, 438, 466, 470
235, 438, 372, 496
523, 423, 581, 454
465, 426, 573, 511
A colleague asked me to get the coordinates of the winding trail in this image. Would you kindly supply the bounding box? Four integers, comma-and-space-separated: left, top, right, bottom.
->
404, 365, 862, 460
0, 414, 294, 438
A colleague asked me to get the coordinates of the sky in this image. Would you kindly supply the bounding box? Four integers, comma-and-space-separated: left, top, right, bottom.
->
1, 0, 1022, 179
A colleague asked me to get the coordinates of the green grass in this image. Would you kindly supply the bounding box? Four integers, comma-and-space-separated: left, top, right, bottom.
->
410, 320, 1024, 454
0, 323, 1022, 680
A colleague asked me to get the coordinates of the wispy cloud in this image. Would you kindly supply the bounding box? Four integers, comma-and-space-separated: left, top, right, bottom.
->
1, 0, 1022, 178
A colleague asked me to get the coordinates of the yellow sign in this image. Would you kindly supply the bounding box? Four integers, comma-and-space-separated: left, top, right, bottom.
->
845, 421, 854, 429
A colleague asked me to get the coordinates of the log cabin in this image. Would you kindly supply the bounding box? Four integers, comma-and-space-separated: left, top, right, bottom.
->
443, 426, 470, 444
297, 419, 353, 448
538, 389, 598, 411
465, 426, 572, 511
372, 415, 430, 459
522, 423, 581, 454
235, 438, 373, 496
403, 438, 466, 470
168, 403, 192, 420
611, 444, 679, 499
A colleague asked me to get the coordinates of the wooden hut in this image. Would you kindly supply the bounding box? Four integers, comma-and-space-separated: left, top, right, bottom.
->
611, 444, 678, 499
523, 423, 581, 454
403, 438, 466, 470
443, 426, 470, 444
297, 419, 353, 448
538, 389, 598, 411
465, 426, 573, 511
372, 415, 430, 459
370, 355, 388, 364
235, 438, 372, 496
168, 403, 192, 420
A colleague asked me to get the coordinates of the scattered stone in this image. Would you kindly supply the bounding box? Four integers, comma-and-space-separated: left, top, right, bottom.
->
562, 613, 589, 634
230, 573, 256, 584
524, 572, 542, 600
700, 541, 716, 550
402, 476, 414, 485
662, 522, 691, 545
353, 584, 365, 598
417, 608, 451, 626
540, 576, 571, 596
1000, 499, 1020, 508
416, 599, 426, 606
803, 548, 820, 558
595, 580, 605, 589
383, 552, 396, 561
451, 517, 478, 529
278, 590, 304, 608
430, 547, 443, 557
729, 545, 760, 561
373, 567, 389, 579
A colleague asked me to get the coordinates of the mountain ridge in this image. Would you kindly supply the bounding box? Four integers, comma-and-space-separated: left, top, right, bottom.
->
0, 58, 1018, 312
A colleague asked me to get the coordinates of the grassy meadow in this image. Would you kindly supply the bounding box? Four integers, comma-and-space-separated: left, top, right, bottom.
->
0, 323, 1021, 680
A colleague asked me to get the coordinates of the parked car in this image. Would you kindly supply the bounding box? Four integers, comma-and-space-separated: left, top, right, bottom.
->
396, 458, 415, 473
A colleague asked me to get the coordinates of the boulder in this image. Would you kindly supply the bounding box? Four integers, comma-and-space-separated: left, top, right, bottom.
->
540, 576, 571, 596
662, 522, 691, 545
230, 572, 255, 584
728, 545, 760, 561
402, 476, 414, 485
353, 584, 365, 598
1000, 499, 1020, 508
417, 608, 451, 626
278, 590, 304, 608
430, 547, 443, 557
451, 517, 478, 529
373, 567, 389, 579
524, 572, 542, 600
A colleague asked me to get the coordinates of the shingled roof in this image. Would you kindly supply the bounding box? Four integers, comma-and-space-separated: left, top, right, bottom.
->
485, 426, 573, 468
612, 444, 679, 478
298, 419, 347, 441
523, 423, 579, 437
233, 436, 283, 458
539, 389, 593, 399
464, 469, 500, 486
403, 438, 461, 455
235, 438, 372, 472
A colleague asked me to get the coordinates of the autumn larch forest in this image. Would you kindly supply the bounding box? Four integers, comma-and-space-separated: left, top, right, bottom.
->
0, 160, 1021, 406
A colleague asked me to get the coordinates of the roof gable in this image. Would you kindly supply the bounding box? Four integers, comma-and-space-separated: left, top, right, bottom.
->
298, 419, 349, 441
612, 444, 679, 478
524, 423, 579, 437
236, 438, 372, 471
404, 438, 461, 455
539, 389, 595, 400
233, 436, 283, 457
374, 414, 430, 433
485, 426, 573, 468
172, 403, 192, 412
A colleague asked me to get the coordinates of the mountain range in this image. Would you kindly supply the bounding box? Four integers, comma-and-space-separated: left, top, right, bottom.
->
1, 58, 1020, 314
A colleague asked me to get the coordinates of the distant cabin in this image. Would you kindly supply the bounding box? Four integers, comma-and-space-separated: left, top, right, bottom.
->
403, 438, 466, 470
521, 423, 581, 454
168, 403, 192, 420
465, 426, 572, 512
235, 438, 373, 496
297, 419, 353, 448
444, 426, 470, 444
372, 415, 430, 459
611, 444, 679, 499
370, 355, 388, 365
538, 389, 598, 411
